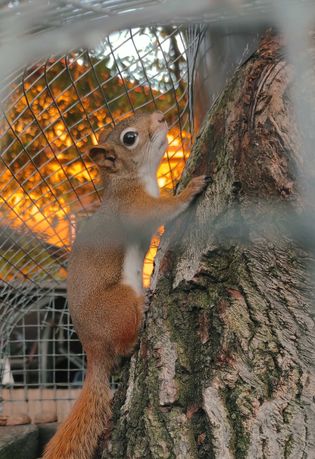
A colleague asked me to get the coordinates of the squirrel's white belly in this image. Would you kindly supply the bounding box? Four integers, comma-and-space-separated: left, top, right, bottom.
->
121, 245, 144, 296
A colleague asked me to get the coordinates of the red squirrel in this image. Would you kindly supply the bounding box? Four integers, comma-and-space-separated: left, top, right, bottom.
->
43, 111, 209, 459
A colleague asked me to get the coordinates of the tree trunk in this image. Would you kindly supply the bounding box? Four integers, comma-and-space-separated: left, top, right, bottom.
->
102, 32, 315, 459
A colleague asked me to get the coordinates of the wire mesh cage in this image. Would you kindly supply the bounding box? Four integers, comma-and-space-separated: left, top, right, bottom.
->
0, 23, 204, 419
1, 0, 312, 426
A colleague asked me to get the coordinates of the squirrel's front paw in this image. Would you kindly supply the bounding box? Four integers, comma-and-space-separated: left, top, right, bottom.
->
186, 175, 212, 199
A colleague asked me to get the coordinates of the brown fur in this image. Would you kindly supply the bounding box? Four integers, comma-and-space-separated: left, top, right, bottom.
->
43, 112, 208, 459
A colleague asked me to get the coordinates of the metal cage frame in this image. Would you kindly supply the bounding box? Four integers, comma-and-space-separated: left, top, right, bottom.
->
0, 23, 204, 419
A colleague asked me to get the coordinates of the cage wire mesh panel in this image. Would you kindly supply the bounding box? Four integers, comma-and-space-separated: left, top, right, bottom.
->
1, 0, 313, 425
0, 25, 203, 418
0, 0, 286, 82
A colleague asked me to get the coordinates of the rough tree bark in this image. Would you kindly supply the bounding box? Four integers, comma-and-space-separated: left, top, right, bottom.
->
102, 32, 315, 459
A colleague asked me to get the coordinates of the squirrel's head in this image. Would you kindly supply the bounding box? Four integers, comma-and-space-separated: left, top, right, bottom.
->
87, 111, 168, 178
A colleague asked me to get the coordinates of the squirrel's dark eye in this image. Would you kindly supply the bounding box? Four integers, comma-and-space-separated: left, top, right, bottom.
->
122, 131, 138, 146
119, 128, 139, 149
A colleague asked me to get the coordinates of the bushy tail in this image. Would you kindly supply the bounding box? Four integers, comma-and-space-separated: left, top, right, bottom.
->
43, 362, 112, 459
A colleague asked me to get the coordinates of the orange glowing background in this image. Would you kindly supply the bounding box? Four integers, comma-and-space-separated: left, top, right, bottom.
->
0, 50, 191, 286
0, 129, 189, 286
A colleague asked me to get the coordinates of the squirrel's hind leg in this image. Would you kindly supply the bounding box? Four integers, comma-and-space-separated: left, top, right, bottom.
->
103, 284, 144, 357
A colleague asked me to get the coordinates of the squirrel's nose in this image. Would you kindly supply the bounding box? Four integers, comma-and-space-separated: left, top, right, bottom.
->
151, 111, 167, 127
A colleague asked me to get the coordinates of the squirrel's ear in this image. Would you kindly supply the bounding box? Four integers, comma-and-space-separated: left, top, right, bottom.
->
87, 144, 117, 172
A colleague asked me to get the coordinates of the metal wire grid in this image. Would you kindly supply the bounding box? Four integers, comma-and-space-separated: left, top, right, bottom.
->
0, 0, 166, 42
5, 293, 84, 386
0, 0, 280, 89
0, 0, 300, 44
0, 25, 204, 416
1, 291, 86, 419
0, 26, 196, 287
